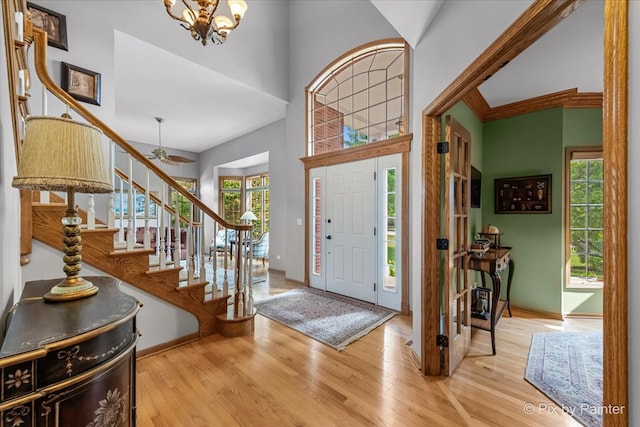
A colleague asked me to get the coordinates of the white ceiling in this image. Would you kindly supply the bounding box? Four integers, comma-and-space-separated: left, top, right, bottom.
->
111, 0, 602, 154
477, 0, 603, 107
113, 31, 287, 154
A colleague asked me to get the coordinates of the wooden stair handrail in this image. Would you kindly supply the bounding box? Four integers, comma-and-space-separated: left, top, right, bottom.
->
30, 28, 250, 235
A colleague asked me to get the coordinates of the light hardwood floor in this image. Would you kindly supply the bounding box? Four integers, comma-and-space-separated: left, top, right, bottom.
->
136, 267, 601, 426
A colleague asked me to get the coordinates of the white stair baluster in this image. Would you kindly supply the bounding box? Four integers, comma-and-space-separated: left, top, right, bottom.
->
107, 140, 115, 229
174, 195, 180, 269
126, 156, 135, 251
159, 182, 167, 269
222, 228, 229, 296
87, 195, 95, 230
143, 169, 151, 250
199, 212, 206, 283
117, 177, 125, 244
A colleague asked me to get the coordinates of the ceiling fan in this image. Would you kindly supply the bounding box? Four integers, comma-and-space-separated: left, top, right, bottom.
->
147, 117, 195, 166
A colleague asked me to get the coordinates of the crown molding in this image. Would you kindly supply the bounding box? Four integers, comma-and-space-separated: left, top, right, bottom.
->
463, 88, 603, 122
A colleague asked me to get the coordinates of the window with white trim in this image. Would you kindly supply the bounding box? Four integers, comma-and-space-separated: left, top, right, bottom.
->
567, 149, 603, 288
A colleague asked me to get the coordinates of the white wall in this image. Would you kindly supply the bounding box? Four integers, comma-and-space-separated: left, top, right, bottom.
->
286, 1, 400, 283
31, 1, 289, 102
0, 7, 23, 321
199, 120, 284, 270
628, 0, 639, 420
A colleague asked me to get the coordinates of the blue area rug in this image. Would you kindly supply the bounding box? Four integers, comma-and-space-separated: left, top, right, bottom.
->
524, 331, 603, 426
254, 288, 396, 350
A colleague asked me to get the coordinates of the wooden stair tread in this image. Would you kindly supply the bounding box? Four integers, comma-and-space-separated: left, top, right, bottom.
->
113, 241, 145, 250
81, 224, 110, 230
109, 247, 154, 257
145, 266, 183, 276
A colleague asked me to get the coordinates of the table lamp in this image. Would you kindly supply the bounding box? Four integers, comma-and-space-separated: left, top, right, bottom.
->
240, 210, 257, 224
12, 115, 113, 302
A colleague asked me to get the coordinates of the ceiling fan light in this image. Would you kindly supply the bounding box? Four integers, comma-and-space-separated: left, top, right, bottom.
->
228, 0, 248, 19
214, 15, 233, 34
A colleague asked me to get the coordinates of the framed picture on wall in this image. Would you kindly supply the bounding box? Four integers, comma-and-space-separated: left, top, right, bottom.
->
61, 62, 101, 106
27, 2, 68, 50
494, 174, 551, 214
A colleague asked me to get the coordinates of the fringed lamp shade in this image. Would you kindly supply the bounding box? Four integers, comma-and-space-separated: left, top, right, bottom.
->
12, 116, 112, 193
12, 115, 113, 302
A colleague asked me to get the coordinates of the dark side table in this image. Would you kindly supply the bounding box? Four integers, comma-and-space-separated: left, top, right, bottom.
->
469, 247, 515, 355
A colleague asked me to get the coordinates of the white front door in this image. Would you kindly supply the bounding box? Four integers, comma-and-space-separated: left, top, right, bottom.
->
309, 154, 402, 311
325, 158, 376, 302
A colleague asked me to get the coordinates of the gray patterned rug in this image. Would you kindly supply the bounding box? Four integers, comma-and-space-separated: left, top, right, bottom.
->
525, 331, 603, 427
254, 288, 396, 350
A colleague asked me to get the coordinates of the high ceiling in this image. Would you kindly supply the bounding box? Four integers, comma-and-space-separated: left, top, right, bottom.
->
112, 0, 602, 154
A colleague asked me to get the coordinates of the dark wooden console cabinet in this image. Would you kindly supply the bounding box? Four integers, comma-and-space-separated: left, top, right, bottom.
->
468, 247, 514, 356
0, 276, 140, 426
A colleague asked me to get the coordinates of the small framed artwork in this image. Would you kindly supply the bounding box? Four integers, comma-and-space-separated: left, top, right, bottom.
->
495, 174, 552, 214
61, 62, 101, 106
27, 2, 68, 51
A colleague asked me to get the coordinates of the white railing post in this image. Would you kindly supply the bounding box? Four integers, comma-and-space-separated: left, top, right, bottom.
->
199, 211, 206, 283
188, 222, 195, 283
235, 232, 244, 317
222, 228, 229, 296
87, 195, 95, 229
126, 155, 135, 251
143, 169, 151, 250
211, 222, 218, 289
41, 85, 47, 115
186, 202, 196, 283
107, 140, 115, 229
117, 177, 125, 243
159, 182, 167, 269
174, 195, 181, 268
245, 232, 254, 316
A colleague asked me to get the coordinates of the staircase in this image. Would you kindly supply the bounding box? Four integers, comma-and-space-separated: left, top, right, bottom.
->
3, 4, 256, 339
31, 201, 229, 337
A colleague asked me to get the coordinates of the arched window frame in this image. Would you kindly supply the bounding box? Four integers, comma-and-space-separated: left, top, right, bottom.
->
305, 39, 410, 157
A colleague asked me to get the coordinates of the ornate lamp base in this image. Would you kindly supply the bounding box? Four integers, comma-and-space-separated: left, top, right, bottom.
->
44, 276, 99, 302
44, 188, 99, 303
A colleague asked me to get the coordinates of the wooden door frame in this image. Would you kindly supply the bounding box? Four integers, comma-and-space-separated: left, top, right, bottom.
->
421, 0, 628, 424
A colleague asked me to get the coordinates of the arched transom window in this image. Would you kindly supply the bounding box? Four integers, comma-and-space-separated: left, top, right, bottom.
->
306, 39, 409, 156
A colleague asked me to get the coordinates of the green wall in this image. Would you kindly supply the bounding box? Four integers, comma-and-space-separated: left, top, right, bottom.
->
562, 108, 603, 315
481, 107, 603, 316
483, 108, 565, 315
441, 104, 602, 316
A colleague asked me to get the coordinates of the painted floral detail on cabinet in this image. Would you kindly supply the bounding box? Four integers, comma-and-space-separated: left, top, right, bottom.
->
3, 362, 34, 401
5, 368, 31, 389
86, 388, 128, 427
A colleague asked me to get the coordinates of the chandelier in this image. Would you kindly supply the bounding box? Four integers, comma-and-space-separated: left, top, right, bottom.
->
163, 0, 248, 46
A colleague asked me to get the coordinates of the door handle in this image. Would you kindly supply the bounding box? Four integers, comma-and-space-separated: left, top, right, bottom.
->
326, 235, 332, 240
